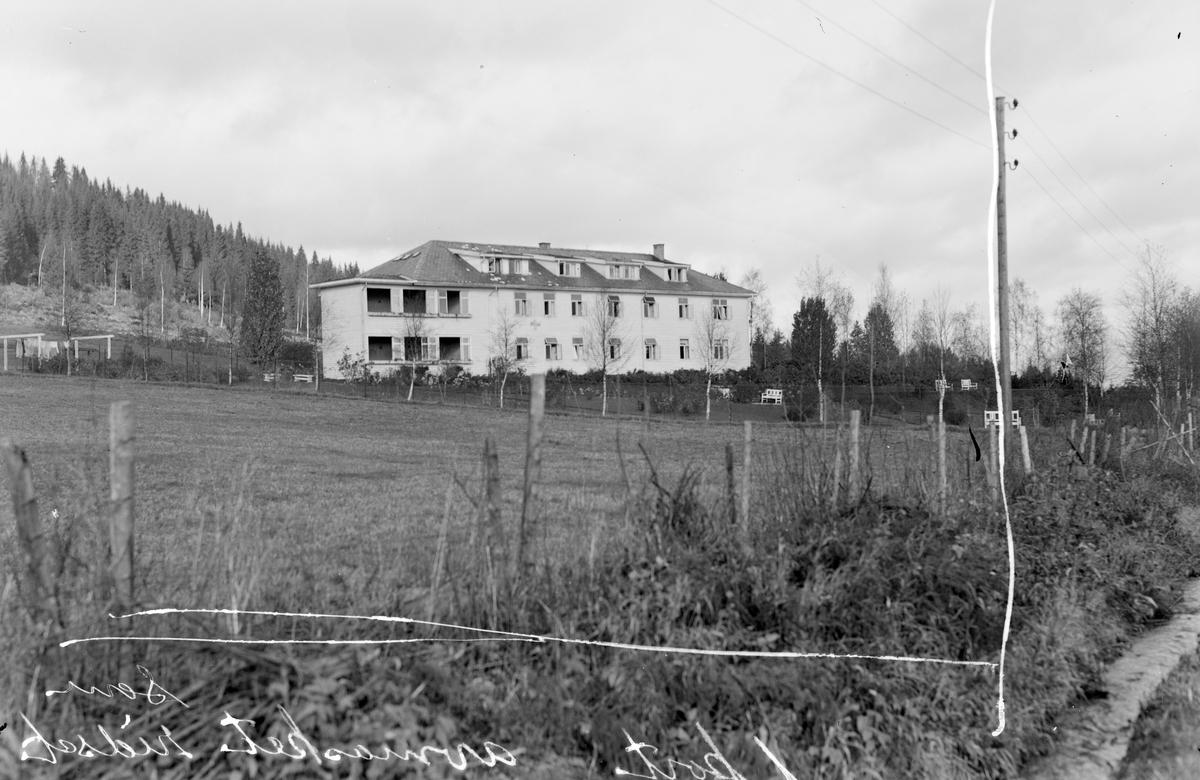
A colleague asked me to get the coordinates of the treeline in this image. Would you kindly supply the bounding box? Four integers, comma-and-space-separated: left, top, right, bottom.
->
0, 151, 359, 337
742, 251, 1200, 419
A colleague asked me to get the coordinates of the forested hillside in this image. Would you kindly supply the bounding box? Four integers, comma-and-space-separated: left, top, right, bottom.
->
0, 152, 358, 338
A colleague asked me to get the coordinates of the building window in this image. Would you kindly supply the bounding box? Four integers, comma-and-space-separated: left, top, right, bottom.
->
714, 338, 730, 360
667, 267, 686, 282
403, 336, 436, 362
679, 338, 690, 360
558, 261, 579, 277
608, 265, 621, 279
571, 294, 585, 316
678, 298, 690, 319
624, 265, 636, 279
516, 337, 529, 361
514, 292, 529, 316
402, 289, 427, 314
712, 299, 729, 320
642, 296, 657, 318
438, 290, 467, 315
543, 294, 556, 317
572, 337, 584, 359
545, 338, 560, 361
644, 338, 658, 360
438, 337, 470, 362
366, 288, 391, 313
608, 338, 622, 360
367, 336, 393, 361
514, 259, 529, 274
607, 295, 622, 318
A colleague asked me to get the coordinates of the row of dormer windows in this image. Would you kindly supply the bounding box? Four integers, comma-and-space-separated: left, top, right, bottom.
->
479, 254, 688, 282
514, 294, 728, 320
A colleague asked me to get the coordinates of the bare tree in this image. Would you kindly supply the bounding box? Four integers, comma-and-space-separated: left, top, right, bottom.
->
740, 268, 772, 367
1121, 243, 1181, 412
799, 256, 853, 414
489, 307, 523, 409
1057, 288, 1109, 418
402, 314, 435, 402
931, 284, 953, 380
582, 293, 629, 416
694, 303, 735, 421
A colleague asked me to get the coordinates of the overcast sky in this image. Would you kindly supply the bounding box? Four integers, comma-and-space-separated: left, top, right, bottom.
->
2, 1, 1196, 361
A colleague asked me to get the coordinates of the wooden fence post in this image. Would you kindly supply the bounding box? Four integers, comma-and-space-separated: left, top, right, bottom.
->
2, 439, 55, 622
1019, 425, 1032, 475
481, 435, 507, 621
518, 374, 545, 581
1189, 412, 1195, 452
848, 410, 861, 503
937, 417, 947, 514
831, 426, 843, 512
725, 442, 736, 526
110, 402, 135, 630
741, 421, 752, 535
1087, 428, 1097, 468
985, 422, 998, 500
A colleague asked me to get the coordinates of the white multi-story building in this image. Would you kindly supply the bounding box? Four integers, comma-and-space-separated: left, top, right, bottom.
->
312, 240, 754, 379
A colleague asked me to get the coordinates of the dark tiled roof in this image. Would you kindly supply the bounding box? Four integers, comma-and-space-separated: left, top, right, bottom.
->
357, 240, 753, 296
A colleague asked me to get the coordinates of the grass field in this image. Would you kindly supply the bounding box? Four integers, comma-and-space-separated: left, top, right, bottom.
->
2, 372, 1197, 779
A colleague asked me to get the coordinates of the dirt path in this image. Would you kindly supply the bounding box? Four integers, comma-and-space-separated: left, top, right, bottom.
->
1024, 506, 1200, 780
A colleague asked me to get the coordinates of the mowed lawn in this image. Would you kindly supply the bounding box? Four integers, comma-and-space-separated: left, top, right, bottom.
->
1, 374, 840, 616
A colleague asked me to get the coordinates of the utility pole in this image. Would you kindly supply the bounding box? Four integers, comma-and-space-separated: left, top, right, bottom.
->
996, 96, 1012, 441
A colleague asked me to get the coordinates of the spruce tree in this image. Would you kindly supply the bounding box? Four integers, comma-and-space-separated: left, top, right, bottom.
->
241, 248, 285, 365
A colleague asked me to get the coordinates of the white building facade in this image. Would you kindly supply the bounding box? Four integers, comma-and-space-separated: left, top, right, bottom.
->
312, 240, 754, 379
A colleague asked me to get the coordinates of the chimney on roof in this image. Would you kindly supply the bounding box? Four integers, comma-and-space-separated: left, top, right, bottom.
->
539, 242, 551, 249
653, 243, 665, 260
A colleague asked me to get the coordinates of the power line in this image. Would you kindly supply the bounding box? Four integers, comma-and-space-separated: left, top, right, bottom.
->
1019, 140, 1142, 262
1022, 166, 1132, 275
1019, 110, 1145, 246
702, 0, 987, 149
792, 0, 986, 117
865, 0, 989, 83
868, 0, 1195, 279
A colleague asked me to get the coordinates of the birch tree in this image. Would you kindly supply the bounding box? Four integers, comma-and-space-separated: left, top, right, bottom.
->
694, 303, 735, 421
1057, 288, 1108, 419
489, 307, 523, 409
582, 293, 629, 416
1121, 243, 1181, 412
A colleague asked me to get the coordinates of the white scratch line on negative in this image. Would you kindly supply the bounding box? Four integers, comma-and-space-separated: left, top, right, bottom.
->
57, 607, 999, 670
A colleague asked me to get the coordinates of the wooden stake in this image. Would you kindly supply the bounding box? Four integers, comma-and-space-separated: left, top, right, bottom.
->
848, 410, 861, 503
985, 422, 998, 501
1189, 412, 1195, 452
725, 442, 736, 526
1087, 428, 1097, 467
428, 483, 452, 624
482, 434, 507, 592
831, 427, 843, 511
518, 374, 545, 581
1100, 432, 1111, 469
110, 402, 135, 630
937, 416, 948, 514
2, 439, 55, 621
741, 421, 752, 535
1019, 425, 1032, 475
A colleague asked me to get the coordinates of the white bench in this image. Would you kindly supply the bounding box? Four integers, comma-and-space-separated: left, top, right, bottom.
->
935, 379, 948, 392
984, 410, 1021, 428
263, 373, 276, 382
761, 388, 783, 404
293, 374, 314, 383
961, 379, 977, 391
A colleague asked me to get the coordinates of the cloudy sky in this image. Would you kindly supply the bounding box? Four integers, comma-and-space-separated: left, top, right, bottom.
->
2, 0, 1195, 359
